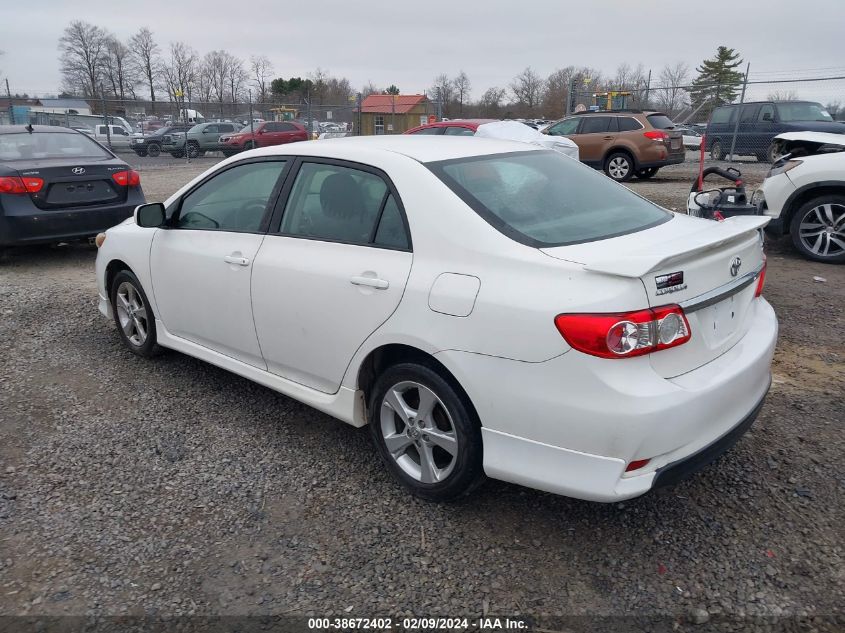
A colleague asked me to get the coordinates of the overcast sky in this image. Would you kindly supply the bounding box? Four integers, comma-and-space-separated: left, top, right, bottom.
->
2, 0, 843, 101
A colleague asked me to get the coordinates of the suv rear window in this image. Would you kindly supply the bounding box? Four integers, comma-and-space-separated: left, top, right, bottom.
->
646, 114, 676, 129
429, 150, 670, 247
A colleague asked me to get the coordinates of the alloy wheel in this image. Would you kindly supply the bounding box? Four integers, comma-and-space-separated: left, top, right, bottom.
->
799, 203, 845, 258
607, 156, 630, 180
115, 281, 149, 346
379, 381, 459, 484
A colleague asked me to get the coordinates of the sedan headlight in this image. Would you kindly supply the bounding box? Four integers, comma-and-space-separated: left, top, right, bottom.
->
766, 159, 801, 179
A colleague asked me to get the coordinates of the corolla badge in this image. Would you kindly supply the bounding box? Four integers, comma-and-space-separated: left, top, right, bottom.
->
730, 257, 742, 277
72, 167, 86, 175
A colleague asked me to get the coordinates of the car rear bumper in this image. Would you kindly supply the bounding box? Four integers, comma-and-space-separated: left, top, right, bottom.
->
639, 153, 686, 169
0, 195, 143, 247
435, 297, 777, 502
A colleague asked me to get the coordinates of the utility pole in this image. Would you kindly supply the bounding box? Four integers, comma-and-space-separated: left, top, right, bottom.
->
356, 92, 362, 136
101, 87, 111, 149
5, 78, 13, 125
391, 93, 396, 134
727, 62, 751, 163
249, 89, 254, 136
566, 76, 574, 116
644, 69, 652, 109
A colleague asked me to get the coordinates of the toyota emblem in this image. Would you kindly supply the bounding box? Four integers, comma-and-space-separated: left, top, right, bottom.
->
72, 167, 86, 175
730, 256, 742, 277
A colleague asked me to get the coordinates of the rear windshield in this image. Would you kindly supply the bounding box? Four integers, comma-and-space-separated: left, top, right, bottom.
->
0, 131, 112, 161
646, 114, 676, 129
776, 102, 834, 122
428, 151, 670, 247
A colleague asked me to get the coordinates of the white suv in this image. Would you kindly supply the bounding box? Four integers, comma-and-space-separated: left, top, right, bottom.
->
755, 131, 845, 263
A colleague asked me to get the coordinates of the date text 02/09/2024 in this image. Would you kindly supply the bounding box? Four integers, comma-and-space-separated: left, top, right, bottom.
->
307, 616, 531, 631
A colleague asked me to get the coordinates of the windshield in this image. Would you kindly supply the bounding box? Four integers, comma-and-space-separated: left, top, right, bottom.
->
429, 150, 670, 247
777, 102, 834, 122
0, 131, 112, 161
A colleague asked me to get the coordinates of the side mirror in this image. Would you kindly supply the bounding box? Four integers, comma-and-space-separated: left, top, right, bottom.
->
762, 113, 773, 122
134, 202, 166, 228
257, 128, 266, 134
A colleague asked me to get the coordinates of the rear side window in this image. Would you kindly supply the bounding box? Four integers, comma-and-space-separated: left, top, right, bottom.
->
280, 162, 409, 249
409, 127, 444, 135
444, 126, 475, 136
740, 105, 758, 122
646, 114, 676, 129
279, 123, 297, 132
710, 107, 734, 124
617, 117, 642, 132
429, 150, 669, 247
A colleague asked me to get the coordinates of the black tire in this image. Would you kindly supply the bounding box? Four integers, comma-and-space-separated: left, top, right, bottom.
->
369, 362, 484, 502
147, 143, 161, 157
186, 142, 200, 159
109, 270, 162, 358
789, 195, 845, 264
222, 151, 236, 157
243, 141, 255, 151
765, 141, 780, 163
710, 140, 723, 161
133, 150, 148, 157
636, 167, 659, 179
604, 152, 634, 182
170, 151, 184, 159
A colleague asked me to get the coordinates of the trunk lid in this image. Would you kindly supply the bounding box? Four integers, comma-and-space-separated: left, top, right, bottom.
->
15, 159, 128, 209
542, 214, 769, 377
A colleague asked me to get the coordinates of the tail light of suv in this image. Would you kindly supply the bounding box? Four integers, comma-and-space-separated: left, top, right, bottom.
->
643, 130, 668, 141
554, 305, 691, 359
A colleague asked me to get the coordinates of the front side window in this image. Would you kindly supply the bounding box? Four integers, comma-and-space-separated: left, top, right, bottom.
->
580, 117, 613, 134
758, 104, 775, 122
409, 126, 443, 135
0, 131, 112, 161
204, 124, 219, 134
547, 118, 580, 136
176, 160, 287, 232
429, 150, 670, 247
280, 162, 408, 248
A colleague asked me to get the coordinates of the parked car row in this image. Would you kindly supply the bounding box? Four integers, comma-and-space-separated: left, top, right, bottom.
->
408, 110, 686, 182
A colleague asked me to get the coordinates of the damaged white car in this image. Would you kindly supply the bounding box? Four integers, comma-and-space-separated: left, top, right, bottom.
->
755, 131, 845, 263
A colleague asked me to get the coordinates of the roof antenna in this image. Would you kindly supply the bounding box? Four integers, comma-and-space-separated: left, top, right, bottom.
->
25, 123, 34, 134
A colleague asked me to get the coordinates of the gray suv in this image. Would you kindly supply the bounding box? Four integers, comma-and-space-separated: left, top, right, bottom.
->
162, 122, 243, 158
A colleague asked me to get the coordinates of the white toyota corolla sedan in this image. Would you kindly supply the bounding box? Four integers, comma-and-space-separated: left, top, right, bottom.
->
95, 136, 777, 502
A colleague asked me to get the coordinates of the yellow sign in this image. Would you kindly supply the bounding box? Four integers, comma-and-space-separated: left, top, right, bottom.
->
174, 89, 184, 98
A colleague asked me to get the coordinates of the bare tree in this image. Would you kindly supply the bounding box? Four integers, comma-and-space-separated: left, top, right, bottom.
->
361, 81, 380, 98
543, 67, 575, 118
453, 70, 471, 115
431, 73, 454, 114
826, 100, 842, 120
226, 56, 247, 104
102, 35, 137, 101
204, 50, 232, 113
479, 86, 507, 117
129, 27, 161, 113
510, 67, 544, 113
654, 62, 689, 117
768, 90, 800, 101
59, 21, 107, 97
309, 67, 329, 104
250, 55, 273, 104
165, 41, 198, 118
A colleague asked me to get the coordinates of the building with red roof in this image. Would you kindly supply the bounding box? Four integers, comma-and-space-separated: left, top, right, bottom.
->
359, 94, 432, 135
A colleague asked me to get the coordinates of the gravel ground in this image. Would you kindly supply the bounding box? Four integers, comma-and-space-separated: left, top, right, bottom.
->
0, 156, 843, 631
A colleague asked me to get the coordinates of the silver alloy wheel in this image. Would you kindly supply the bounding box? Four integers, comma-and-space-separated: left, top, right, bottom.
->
799, 203, 845, 258
115, 281, 149, 347
607, 156, 630, 180
379, 381, 459, 484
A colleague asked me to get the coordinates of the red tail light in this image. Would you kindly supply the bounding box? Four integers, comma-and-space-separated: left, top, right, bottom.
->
644, 130, 668, 141
755, 256, 767, 297
0, 176, 43, 194
554, 305, 691, 359
112, 170, 141, 187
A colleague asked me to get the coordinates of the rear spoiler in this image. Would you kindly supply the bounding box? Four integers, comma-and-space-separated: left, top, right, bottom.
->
581, 216, 770, 278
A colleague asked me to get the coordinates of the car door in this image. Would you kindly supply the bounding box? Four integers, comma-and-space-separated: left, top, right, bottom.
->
259, 122, 281, 147
214, 124, 236, 150
277, 122, 299, 144
753, 104, 777, 156
149, 158, 290, 367
199, 124, 218, 150
251, 158, 413, 393
574, 116, 615, 165
735, 104, 758, 154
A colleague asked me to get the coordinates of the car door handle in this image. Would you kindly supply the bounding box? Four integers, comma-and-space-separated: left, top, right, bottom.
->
223, 255, 250, 266
350, 276, 389, 290
602, 135, 614, 140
